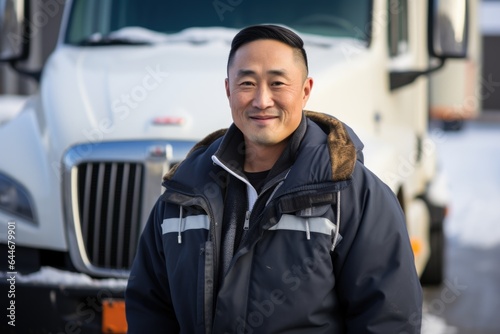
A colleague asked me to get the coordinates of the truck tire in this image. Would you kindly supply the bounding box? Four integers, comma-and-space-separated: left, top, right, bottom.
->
420, 226, 445, 286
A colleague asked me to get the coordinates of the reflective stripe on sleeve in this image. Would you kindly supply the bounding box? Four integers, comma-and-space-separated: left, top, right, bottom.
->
162, 215, 210, 234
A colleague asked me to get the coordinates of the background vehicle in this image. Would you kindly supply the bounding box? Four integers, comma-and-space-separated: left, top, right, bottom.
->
0, 0, 473, 332
429, 0, 483, 131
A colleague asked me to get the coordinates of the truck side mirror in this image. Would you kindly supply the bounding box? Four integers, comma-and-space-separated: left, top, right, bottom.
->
429, 0, 468, 59
0, 0, 29, 62
390, 0, 469, 90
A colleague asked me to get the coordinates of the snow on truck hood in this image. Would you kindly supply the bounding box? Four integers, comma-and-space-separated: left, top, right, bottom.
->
40, 27, 368, 151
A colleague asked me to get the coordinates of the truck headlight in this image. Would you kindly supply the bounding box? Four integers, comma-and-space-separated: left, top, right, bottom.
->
0, 173, 35, 222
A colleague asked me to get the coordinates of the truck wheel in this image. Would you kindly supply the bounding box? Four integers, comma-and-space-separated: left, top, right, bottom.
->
420, 226, 445, 286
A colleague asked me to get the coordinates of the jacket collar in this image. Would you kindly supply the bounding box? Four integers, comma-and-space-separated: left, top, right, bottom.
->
303, 110, 359, 182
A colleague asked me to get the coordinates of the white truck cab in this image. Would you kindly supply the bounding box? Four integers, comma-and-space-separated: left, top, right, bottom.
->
0, 0, 471, 332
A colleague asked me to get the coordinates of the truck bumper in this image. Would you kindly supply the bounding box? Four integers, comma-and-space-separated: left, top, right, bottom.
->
0, 279, 127, 334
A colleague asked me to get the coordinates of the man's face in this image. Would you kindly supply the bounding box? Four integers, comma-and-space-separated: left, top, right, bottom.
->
225, 39, 313, 149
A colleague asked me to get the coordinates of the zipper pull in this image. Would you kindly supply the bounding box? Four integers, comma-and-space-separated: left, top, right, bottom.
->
244, 210, 251, 230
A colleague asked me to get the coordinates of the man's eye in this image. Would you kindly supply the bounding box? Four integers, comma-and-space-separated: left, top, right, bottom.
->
272, 81, 285, 86
240, 81, 254, 86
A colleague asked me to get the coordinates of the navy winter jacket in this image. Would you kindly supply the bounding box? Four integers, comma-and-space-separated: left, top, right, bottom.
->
125, 111, 423, 333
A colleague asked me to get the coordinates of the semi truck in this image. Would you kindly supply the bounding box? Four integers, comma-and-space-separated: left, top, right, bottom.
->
0, 0, 473, 332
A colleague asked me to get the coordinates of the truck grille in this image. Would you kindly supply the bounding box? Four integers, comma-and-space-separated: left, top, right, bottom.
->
63, 140, 195, 277
76, 162, 143, 270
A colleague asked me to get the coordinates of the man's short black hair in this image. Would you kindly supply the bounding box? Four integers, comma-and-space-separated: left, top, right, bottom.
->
227, 24, 309, 75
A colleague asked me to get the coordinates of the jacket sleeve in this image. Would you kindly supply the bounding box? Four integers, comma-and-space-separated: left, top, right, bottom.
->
125, 199, 180, 333
334, 165, 423, 333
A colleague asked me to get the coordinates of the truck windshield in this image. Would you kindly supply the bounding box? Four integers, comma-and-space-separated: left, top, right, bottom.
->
65, 0, 372, 45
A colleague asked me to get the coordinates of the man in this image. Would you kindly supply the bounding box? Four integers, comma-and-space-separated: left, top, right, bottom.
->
126, 24, 422, 333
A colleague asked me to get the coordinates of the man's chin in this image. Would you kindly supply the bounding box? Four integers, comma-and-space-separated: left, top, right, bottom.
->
249, 133, 286, 147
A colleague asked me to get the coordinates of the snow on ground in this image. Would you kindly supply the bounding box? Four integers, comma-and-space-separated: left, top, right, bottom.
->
422, 313, 458, 334
431, 121, 500, 249
1, 266, 128, 288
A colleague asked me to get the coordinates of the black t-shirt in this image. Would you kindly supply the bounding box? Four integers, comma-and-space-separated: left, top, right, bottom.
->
244, 170, 270, 193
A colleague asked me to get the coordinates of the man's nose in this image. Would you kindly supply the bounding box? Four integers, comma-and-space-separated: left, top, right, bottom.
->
252, 86, 274, 109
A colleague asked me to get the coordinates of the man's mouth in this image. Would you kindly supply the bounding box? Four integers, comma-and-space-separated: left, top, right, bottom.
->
249, 115, 279, 126
250, 116, 276, 119
249, 115, 278, 120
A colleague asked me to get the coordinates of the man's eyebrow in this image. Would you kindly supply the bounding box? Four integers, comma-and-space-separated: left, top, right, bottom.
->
236, 69, 289, 77
236, 69, 256, 77
268, 69, 288, 77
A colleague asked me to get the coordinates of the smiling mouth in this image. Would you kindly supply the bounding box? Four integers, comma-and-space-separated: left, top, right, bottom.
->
249, 115, 278, 120
249, 115, 278, 126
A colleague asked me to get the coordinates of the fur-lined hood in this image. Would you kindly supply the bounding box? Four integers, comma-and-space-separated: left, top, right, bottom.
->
164, 110, 362, 182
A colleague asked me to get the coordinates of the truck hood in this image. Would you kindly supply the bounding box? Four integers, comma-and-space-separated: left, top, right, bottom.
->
40, 28, 370, 152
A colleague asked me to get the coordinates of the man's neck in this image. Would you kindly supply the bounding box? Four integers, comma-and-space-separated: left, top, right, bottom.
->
243, 140, 288, 172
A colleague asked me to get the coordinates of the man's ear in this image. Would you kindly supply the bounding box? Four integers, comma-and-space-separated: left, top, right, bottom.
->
225, 78, 230, 98
302, 77, 314, 107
